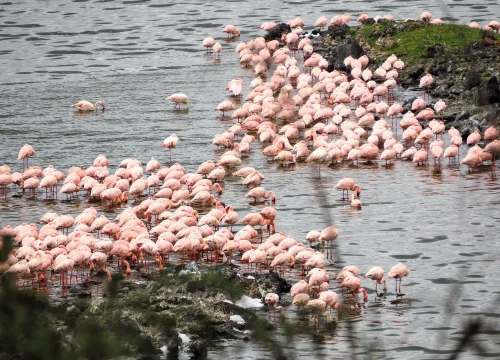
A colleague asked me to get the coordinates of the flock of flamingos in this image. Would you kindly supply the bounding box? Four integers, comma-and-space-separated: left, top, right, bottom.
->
1, 11, 500, 328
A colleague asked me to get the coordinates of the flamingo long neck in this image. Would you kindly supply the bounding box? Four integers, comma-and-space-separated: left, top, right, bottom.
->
379, 278, 387, 291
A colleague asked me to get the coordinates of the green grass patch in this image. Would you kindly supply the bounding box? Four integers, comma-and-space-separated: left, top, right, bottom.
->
392, 24, 485, 62
356, 22, 500, 65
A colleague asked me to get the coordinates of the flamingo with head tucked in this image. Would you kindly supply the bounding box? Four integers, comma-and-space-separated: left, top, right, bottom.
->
72, 100, 105, 112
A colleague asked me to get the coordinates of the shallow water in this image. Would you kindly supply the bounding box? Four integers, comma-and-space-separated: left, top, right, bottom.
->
2, 0, 500, 359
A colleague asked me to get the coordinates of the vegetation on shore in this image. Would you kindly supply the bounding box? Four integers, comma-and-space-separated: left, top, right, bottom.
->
350, 22, 500, 65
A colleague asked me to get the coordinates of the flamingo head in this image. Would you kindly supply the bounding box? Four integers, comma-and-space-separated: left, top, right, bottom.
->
95, 101, 105, 111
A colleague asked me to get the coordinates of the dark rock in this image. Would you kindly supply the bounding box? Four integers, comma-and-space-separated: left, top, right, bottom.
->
324, 25, 349, 40
478, 76, 500, 106
361, 18, 376, 25
376, 18, 391, 25
66, 305, 80, 317
431, 86, 448, 98
426, 44, 445, 58
325, 37, 365, 72
468, 41, 486, 52
264, 23, 291, 42
464, 71, 482, 90
449, 86, 462, 95
186, 280, 206, 293
407, 64, 424, 79
455, 110, 471, 122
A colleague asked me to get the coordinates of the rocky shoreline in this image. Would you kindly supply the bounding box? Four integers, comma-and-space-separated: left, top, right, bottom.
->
309, 21, 500, 137
6, 265, 291, 359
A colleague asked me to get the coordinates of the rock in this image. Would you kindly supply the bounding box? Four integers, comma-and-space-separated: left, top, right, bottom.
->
375, 36, 395, 50
185, 261, 199, 273
325, 37, 365, 72
407, 64, 424, 80
324, 25, 349, 40
455, 110, 471, 122
449, 86, 462, 95
66, 305, 80, 317
361, 18, 376, 25
264, 23, 291, 42
431, 86, 448, 98
186, 280, 206, 293
468, 41, 486, 52
464, 71, 482, 90
478, 76, 500, 106
426, 44, 445, 58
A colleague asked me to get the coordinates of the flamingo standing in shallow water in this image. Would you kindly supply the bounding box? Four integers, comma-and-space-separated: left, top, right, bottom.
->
364, 267, 387, 295
163, 134, 179, 162
167, 93, 189, 109
264, 293, 282, 322
202, 36, 215, 52
334, 178, 361, 200
388, 262, 410, 296
18, 144, 35, 171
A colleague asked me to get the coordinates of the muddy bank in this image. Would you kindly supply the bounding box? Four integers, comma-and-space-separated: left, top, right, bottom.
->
311, 21, 500, 136
18, 266, 291, 359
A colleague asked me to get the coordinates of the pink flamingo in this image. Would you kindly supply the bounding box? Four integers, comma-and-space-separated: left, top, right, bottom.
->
213, 42, 222, 58
71, 100, 105, 112
245, 187, 276, 203
315, 16, 328, 29
364, 267, 387, 295
18, 144, 35, 171
388, 262, 410, 296
419, 73, 433, 100
305, 299, 332, 328
265, 293, 283, 322
0, 173, 13, 199
334, 178, 361, 200
202, 36, 215, 52
163, 134, 179, 161
340, 276, 368, 302
222, 25, 240, 38
167, 93, 189, 109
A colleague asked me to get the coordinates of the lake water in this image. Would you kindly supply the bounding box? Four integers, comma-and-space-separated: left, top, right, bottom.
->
1, 0, 500, 359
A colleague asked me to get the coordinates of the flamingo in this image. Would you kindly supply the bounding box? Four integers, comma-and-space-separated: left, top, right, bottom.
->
419, 73, 433, 100
340, 276, 368, 302
18, 144, 35, 171
364, 267, 387, 295
202, 36, 215, 52
213, 42, 222, 59
388, 262, 410, 296
163, 134, 179, 161
71, 100, 105, 112
334, 178, 361, 200
245, 187, 276, 203
167, 93, 189, 109
264, 293, 282, 322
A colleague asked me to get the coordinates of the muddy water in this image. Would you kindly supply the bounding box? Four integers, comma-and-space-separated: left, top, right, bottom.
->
1, 0, 500, 358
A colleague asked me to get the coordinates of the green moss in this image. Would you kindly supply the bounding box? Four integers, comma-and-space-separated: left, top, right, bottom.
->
391, 24, 485, 62
356, 22, 500, 65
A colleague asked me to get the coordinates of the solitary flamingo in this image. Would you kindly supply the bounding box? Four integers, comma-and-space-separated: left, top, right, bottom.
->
167, 93, 189, 109
71, 100, 105, 112
163, 134, 179, 161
